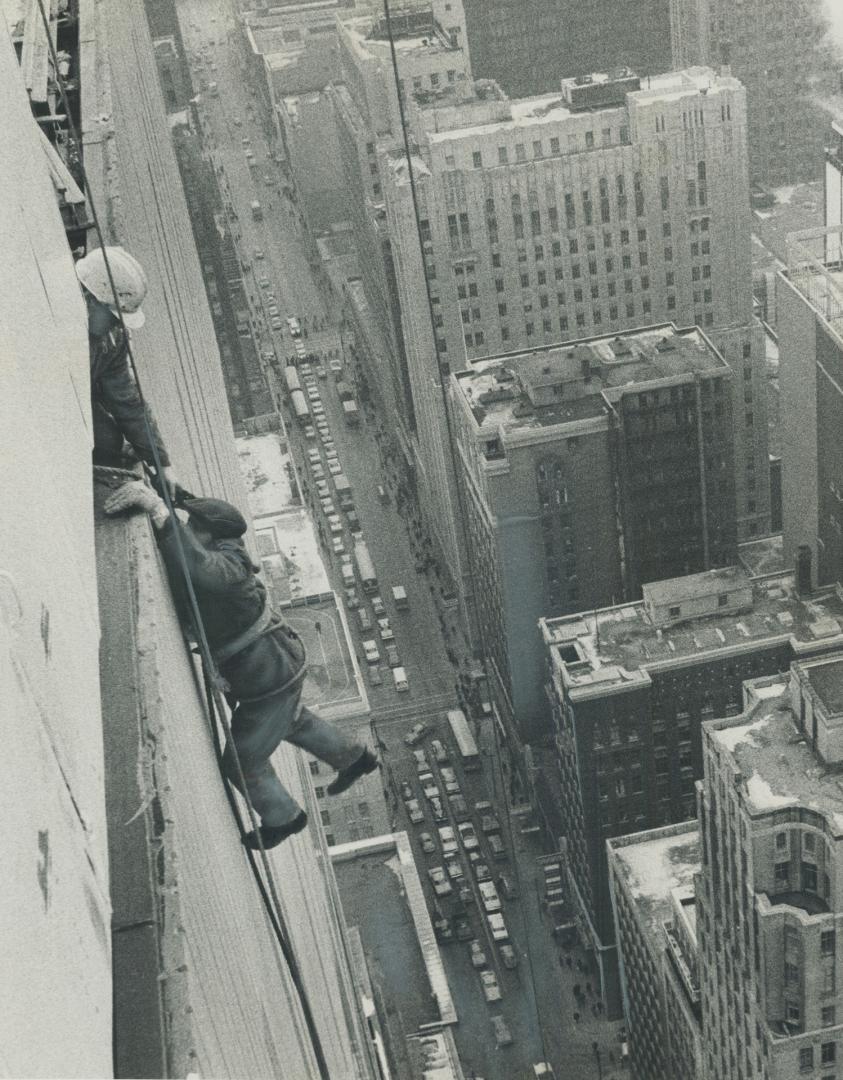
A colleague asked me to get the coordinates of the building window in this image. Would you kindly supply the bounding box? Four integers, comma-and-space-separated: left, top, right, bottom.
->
668, 605, 681, 618
775, 861, 790, 885
823, 1006, 836, 1027
585, 130, 594, 148
314, 786, 325, 799
801, 1047, 814, 1071
550, 136, 560, 154
498, 146, 508, 164
822, 1044, 837, 1065
803, 862, 818, 892
804, 833, 816, 854
309, 761, 320, 775
822, 930, 836, 956
472, 151, 482, 168
320, 810, 331, 826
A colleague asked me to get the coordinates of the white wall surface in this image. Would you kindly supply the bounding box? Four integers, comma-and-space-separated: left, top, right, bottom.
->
0, 17, 112, 1078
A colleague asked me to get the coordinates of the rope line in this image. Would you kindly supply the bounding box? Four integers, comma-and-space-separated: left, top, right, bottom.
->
33, 4, 331, 1076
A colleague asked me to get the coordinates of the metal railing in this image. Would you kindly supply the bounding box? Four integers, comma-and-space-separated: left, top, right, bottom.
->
785, 224, 843, 334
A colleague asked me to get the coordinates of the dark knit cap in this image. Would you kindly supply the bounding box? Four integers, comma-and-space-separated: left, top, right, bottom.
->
183, 497, 248, 538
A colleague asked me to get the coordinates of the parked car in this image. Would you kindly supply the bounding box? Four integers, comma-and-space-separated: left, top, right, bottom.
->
433, 914, 452, 943
481, 814, 502, 835
331, 536, 345, 555
447, 860, 464, 882
307, 447, 320, 464
487, 912, 508, 941
385, 644, 400, 668
344, 586, 360, 607
327, 459, 342, 475
488, 835, 508, 861
315, 480, 330, 498
412, 749, 429, 772
473, 862, 491, 883
491, 1015, 513, 1048
377, 617, 394, 641
438, 826, 458, 858
428, 866, 452, 898
448, 793, 469, 821
401, 782, 414, 801
362, 639, 380, 665
431, 739, 448, 764
498, 875, 519, 900
367, 665, 382, 687
469, 939, 487, 969
357, 608, 372, 632
441, 767, 460, 795
458, 822, 480, 851
311, 464, 325, 480
429, 797, 446, 823
458, 885, 474, 906
422, 779, 440, 802
404, 722, 430, 747
405, 799, 424, 824
371, 595, 386, 616
420, 832, 436, 854
499, 944, 518, 969
304, 425, 316, 440
327, 515, 343, 535
258, 277, 270, 289
454, 917, 473, 942
481, 971, 502, 1003
254, 248, 264, 260
286, 316, 302, 337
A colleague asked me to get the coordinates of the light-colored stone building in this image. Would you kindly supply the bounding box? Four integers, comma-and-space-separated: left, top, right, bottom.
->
384, 66, 770, 599
608, 822, 702, 1080
699, 660, 843, 1079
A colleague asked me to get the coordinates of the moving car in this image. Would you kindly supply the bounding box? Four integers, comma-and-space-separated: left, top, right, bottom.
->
413, 749, 429, 772
377, 617, 394, 642
491, 1015, 513, 1048
446, 860, 464, 882
487, 913, 508, 942
331, 537, 345, 555
481, 814, 502, 835
488, 835, 508, 861
428, 866, 452, 898
371, 595, 386, 616
458, 821, 479, 852
498, 875, 519, 900
429, 797, 446, 823
367, 665, 382, 687
431, 739, 448, 764
328, 459, 342, 475
357, 608, 372, 632
344, 585, 360, 607
327, 515, 343, 535
500, 944, 518, 970
479, 881, 501, 913
454, 917, 472, 942
307, 448, 320, 464
438, 826, 458, 859
385, 644, 400, 668
449, 793, 469, 821
473, 862, 491, 883
400, 782, 413, 801
469, 940, 486, 969
405, 799, 424, 825
404, 722, 429, 747
362, 639, 380, 665
286, 316, 302, 338
304, 425, 316, 440
420, 832, 436, 855
481, 971, 502, 1003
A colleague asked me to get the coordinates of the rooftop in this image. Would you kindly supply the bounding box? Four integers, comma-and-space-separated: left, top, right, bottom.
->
709, 676, 843, 838
423, 66, 734, 142
782, 225, 843, 342
453, 324, 727, 439
543, 573, 843, 695
339, 11, 458, 59
332, 833, 456, 1037
642, 566, 750, 607
237, 433, 366, 721
608, 822, 700, 950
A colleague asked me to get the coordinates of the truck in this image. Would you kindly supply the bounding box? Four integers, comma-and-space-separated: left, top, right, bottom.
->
354, 539, 378, 594
342, 399, 360, 426
333, 473, 353, 508
250, 200, 263, 221
391, 585, 409, 610
335, 380, 353, 402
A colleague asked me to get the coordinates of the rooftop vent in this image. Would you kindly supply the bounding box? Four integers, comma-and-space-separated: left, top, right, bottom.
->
656, 336, 677, 352
611, 336, 633, 357
495, 367, 515, 383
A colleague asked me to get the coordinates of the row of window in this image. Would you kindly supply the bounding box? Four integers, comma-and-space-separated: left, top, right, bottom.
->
467, 126, 632, 170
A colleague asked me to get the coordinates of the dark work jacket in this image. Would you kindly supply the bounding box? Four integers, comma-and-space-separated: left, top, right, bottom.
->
157, 517, 306, 705
90, 325, 170, 466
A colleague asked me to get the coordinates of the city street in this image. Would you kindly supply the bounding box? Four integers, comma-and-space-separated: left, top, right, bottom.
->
173, 3, 626, 1077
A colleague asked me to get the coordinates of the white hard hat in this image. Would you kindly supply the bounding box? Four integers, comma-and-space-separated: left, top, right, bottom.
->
75, 245, 148, 329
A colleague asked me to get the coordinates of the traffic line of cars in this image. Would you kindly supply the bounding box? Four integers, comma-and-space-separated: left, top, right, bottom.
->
400, 725, 518, 1046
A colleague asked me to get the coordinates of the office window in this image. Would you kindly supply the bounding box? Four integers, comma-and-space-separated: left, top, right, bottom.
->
498, 146, 508, 164
320, 810, 331, 826
822, 1044, 836, 1064
495, 278, 504, 292
585, 130, 594, 148
492, 253, 501, 268
472, 150, 482, 168
533, 139, 543, 157
550, 136, 560, 153
823, 1006, 836, 1027
501, 326, 509, 341
559, 316, 568, 331
552, 241, 562, 257
822, 930, 836, 955
520, 273, 529, 288
309, 761, 320, 775
801, 1047, 814, 1071
515, 143, 526, 161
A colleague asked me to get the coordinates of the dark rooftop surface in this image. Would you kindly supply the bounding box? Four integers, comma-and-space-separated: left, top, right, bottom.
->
334, 850, 439, 1038
768, 891, 830, 916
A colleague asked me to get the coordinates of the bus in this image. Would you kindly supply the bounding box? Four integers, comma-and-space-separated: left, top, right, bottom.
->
447, 709, 480, 771
290, 389, 309, 423
354, 539, 378, 595
284, 365, 302, 395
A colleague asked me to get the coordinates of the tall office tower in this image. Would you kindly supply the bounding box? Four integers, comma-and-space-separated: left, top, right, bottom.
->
461, 0, 672, 98
778, 225, 843, 589
539, 566, 843, 1014
331, 5, 473, 461
607, 822, 702, 1080
451, 323, 737, 737
699, 657, 843, 1080
1, 6, 378, 1075
670, 0, 835, 185
384, 67, 769, 600
828, 122, 843, 237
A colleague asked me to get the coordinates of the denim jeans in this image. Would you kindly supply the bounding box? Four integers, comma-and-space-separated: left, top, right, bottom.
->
220, 624, 363, 827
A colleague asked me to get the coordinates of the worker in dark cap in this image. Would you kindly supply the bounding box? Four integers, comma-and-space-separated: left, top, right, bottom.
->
105, 480, 378, 849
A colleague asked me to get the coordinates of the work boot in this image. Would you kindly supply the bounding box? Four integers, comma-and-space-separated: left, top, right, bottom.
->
243, 810, 307, 851
327, 749, 379, 796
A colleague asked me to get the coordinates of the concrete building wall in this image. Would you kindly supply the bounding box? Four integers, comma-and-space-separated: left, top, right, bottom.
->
0, 23, 112, 1077
778, 275, 823, 584
279, 90, 348, 230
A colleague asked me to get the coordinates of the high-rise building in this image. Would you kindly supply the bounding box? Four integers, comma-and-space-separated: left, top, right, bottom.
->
461, 0, 672, 98
699, 658, 843, 1080
451, 323, 737, 737
826, 121, 843, 238
539, 566, 843, 1013
384, 66, 769, 598
331, 3, 473, 458
669, 0, 835, 185
607, 822, 702, 1080
778, 224, 843, 589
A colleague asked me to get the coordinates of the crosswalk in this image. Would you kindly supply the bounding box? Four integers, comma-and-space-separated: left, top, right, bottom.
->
370, 690, 455, 727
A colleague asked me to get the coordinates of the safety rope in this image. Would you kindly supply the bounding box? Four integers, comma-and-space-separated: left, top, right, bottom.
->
33, 4, 331, 1076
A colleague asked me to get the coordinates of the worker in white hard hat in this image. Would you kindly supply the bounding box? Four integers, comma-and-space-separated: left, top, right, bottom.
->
76, 245, 178, 496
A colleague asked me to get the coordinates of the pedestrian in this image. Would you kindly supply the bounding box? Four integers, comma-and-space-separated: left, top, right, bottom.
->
76, 246, 178, 495
104, 484, 378, 849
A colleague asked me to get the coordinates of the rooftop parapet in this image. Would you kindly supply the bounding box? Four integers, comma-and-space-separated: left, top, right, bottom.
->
782, 224, 843, 340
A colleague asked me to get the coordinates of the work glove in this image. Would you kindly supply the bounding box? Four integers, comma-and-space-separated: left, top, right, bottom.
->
104, 480, 169, 527
159, 465, 180, 500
